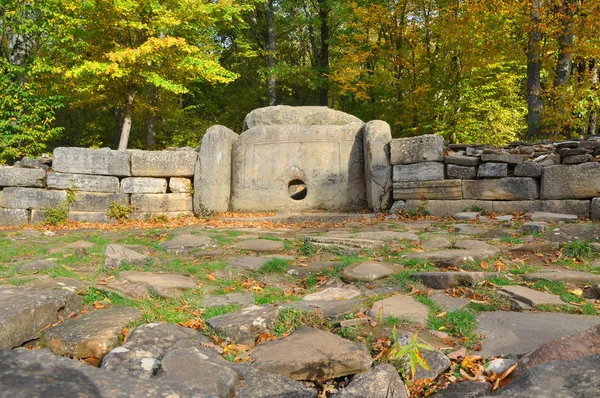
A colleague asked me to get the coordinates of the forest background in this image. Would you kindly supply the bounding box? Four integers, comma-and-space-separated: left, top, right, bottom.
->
1, 0, 599, 164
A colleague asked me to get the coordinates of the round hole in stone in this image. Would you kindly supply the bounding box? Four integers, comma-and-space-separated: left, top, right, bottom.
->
288, 179, 307, 200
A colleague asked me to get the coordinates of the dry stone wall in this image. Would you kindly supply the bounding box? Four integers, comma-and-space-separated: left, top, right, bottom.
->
1, 106, 600, 226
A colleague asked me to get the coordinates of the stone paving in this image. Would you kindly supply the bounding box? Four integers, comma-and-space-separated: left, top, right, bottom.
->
0, 211, 599, 396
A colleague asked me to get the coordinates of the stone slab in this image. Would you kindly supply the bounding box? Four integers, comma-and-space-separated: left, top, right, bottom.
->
194, 125, 238, 216
1, 187, 67, 209
168, 177, 192, 193
130, 150, 197, 177
243, 105, 362, 130
414, 272, 494, 289
340, 262, 399, 282
541, 162, 600, 199
233, 239, 285, 252
231, 124, 366, 212
446, 164, 477, 180
335, 363, 408, 398
0, 167, 45, 187
390, 134, 444, 165
405, 249, 497, 267
120, 272, 197, 299
480, 153, 523, 164
120, 177, 167, 194
530, 211, 578, 223
393, 180, 462, 200
492, 200, 590, 216
46, 172, 119, 193
404, 200, 493, 217
131, 193, 192, 212
477, 162, 507, 178
462, 178, 539, 200
393, 162, 445, 182
522, 271, 600, 285
444, 155, 481, 167
499, 285, 564, 307
206, 305, 279, 345
70, 192, 129, 212
514, 162, 542, 178
363, 120, 393, 212
368, 295, 429, 324
477, 311, 600, 357
0, 208, 29, 226
53, 147, 131, 177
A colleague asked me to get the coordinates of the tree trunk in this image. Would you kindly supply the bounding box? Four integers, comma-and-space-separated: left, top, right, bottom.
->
527, 0, 543, 140
264, 0, 277, 106
118, 85, 136, 151
554, 0, 575, 88
317, 0, 330, 106
589, 60, 598, 135
145, 85, 157, 149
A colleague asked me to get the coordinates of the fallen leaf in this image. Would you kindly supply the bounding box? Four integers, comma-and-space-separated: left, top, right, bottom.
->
179, 319, 206, 330
93, 302, 107, 310
436, 312, 447, 318
568, 288, 583, 297
206, 274, 216, 281
480, 261, 489, 270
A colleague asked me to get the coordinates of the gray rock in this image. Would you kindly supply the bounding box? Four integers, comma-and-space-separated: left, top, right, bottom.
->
250, 327, 373, 381
120, 177, 168, 194
520, 222, 547, 234
304, 236, 382, 253
14, 157, 49, 170
493, 355, 600, 397
227, 257, 271, 271
368, 295, 429, 325
302, 287, 360, 301
2, 187, 66, 209
463, 178, 539, 200
390, 134, 444, 165
16, 259, 56, 273
159, 234, 218, 253
393, 162, 445, 182
70, 192, 129, 212
480, 153, 523, 164
157, 347, 238, 397
243, 105, 362, 130
592, 197, 600, 220
231, 124, 366, 212
354, 231, 420, 242
477, 162, 507, 178
201, 292, 255, 308
499, 285, 563, 307
340, 262, 399, 282
562, 153, 594, 164
46, 172, 119, 193
477, 311, 600, 357
363, 120, 393, 212
446, 164, 477, 179
287, 261, 342, 278
0, 349, 213, 398
405, 249, 496, 267
523, 270, 600, 285
334, 363, 408, 398
453, 240, 495, 251
233, 239, 285, 252
492, 200, 591, 216
119, 271, 197, 299
0, 208, 28, 226
130, 193, 193, 213
433, 381, 491, 398
104, 244, 152, 269
390, 200, 406, 214
430, 292, 470, 311
227, 362, 318, 398
286, 299, 367, 321
53, 147, 131, 177
168, 177, 192, 193
396, 334, 450, 381
130, 150, 197, 177
541, 162, 600, 199
0, 285, 82, 348
414, 272, 493, 289
206, 305, 279, 345
486, 358, 517, 375
194, 125, 239, 216
514, 162, 542, 178
444, 155, 481, 167
530, 211, 578, 223
404, 200, 493, 217
42, 306, 141, 360
101, 322, 216, 378
422, 237, 452, 250
0, 167, 45, 187
394, 180, 462, 200
453, 212, 480, 221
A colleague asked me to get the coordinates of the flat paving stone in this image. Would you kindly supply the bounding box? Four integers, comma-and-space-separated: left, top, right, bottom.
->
16, 259, 56, 273
104, 244, 152, 269
287, 261, 341, 277
42, 306, 141, 360
499, 285, 564, 307
302, 287, 360, 301
422, 237, 452, 250
335, 363, 408, 398
355, 231, 420, 242
286, 299, 368, 321
368, 295, 429, 324
477, 311, 600, 357
25, 277, 88, 292
227, 362, 317, 398
158, 234, 218, 253
201, 292, 255, 308
430, 292, 471, 312
227, 256, 271, 271
250, 327, 373, 381
119, 271, 197, 299
530, 211, 578, 223
340, 261, 399, 282
453, 212, 480, 221
233, 239, 285, 253
414, 272, 494, 289
453, 224, 482, 235
523, 270, 600, 285
206, 305, 279, 345
453, 239, 495, 251
0, 286, 83, 348
405, 249, 497, 267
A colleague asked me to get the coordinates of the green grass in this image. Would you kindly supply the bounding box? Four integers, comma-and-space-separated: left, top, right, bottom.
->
272, 308, 333, 336
397, 258, 437, 272
562, 240, 594, 259
254, 286, 299, 304
384, 316, 411, 326
508, 265, 541, 275
501, 236, 523, 245
259, 258, 291, 274
428, 308, 479, 346
532, 279, 585, 304
487, 276, 518, 286
202, 304, 241, 319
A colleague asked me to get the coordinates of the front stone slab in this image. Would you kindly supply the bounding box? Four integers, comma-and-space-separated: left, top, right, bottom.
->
130, 150, 197, 177
0, 167, 45, 187
362, 120, 392, 212
53, 147, 131, 177
393, 180, 462, 200
541, 162, 600, 199
2, 187, 67, 209
46, 172, 119, 193
131, 193, 193, 212
231, 124, 366, 212
462, 178, 539, 200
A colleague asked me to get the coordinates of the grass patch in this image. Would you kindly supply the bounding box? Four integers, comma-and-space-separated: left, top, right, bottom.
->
81, 287, 137, 307
428, 308, 479, 346
486, 276, 518, 286
398, 258, 437, 272
272, 308, 333, 336
501, 236, 523, 245
532, 279, 585, 304
384, 316, 411, 326
202, 304, 241, 319
562, 240, 594, 259
259, 258, 291, 274
254, 287, 299, 304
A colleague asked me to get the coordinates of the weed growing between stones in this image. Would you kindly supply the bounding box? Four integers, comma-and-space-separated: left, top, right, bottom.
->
562, 240, 594, 259
254, 286, 300, 304
500, 236, 523, 244
107, 202, 133, 221
428, 308, 479, 347
272, 308, 333, 336
259, 258, 291, 274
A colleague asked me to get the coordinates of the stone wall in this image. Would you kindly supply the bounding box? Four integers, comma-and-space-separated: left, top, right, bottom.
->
389, 134, 600, 218
1, 106, 600, 226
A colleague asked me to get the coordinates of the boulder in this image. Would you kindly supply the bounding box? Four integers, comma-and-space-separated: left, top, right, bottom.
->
242, 105, 362, 130
363, 120, 393, 212
462, 178, 539, 200
120, 177, 168, 194
194, 125, 239, 216
390, 134, 444, 165
250, 327, 373, 380
130, 150, 197, 177
52, 147, 130, 177
0, 167, 46, 187
541, 162, 600, 199
393, 162, 445, 182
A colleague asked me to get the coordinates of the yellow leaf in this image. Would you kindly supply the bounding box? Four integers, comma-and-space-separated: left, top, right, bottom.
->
207, 274, 216, 281
568, 288, 583, 297
480, 261, 489, 269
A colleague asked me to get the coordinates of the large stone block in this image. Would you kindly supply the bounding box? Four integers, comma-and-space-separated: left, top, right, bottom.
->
231, 124, 367, 212
130, 150, 197, 177
0, 208, 29, 226
492, 200, 590, 216
46, 172, 119, 193
444, 155, 480, 167
404, 200, 493, 217
0, 167, 45, 188
53, 147, 130, 177
2, 187, 67, 209
131, 193, 193, 213
393, 180, 462, 200
393, 162, 444, 182
390, 134, 444, 165
243, 105, 362, 131
120, 177, 167, 194
70, 192, 129, 212
446, 164, 477, 180
480, 153, 523, 164
541, 162, 600, 199
168, 177, 192, 193
363, 121, 392, 212
30, 210, 117, 224
194, 125, 238, 216
592, 198, 600, 220
477, 162, 507, 178
515, 162, 542, 178
463, 178, 539, 200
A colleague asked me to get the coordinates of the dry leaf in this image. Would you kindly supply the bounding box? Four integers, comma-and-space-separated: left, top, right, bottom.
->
206, 274, 216, 281
480, 261, 489, 269
179, 319, 206, 330
568, 288, 583, 297
93, 302, 107, 310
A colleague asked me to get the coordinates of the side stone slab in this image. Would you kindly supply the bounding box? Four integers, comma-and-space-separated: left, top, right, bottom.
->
541, 162, 600, 199
53, 147, 131, 177
362, 120, 392, 212
462, 178, 539, 200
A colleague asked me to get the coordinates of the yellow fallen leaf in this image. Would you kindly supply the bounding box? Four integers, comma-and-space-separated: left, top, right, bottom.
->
568, 288, 583, 297
436, 312, 447, 318
206, 274, 216, 281
480, 261, 489, 269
